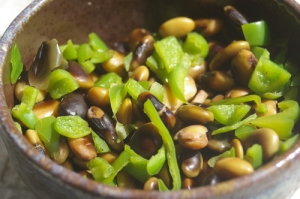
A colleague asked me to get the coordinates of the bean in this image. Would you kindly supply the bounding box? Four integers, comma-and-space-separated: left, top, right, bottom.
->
231, 49, 257, 87
188, 63, 207, 80
191, 89, 209, 104
129, 65, 150, 82
87, 106, 124, 152
144, 177, 159, 191
117, 171, 137, 189
231, 138, 244, 159
68, 135, 97, 161
128, 28, 151, 51
86, 87, 110, 108
175, 104, 214, 125
116, 97, 133, 125
159, 17, 195, 38
224, 6, 248, 31
53, 139, 70, 164
201, 174, 220, 186
174, 125, 208, 150
182, 177, 195, 190
25, 129, 48, 156
130, 35, 155, 71
102, 50, 127, 78
209, 41, 250, 71
255, 100, 277, 117
194, 18, 224, 37
214, 157, 254, 180
130, 122, 163, 159
72, 156, 88, 169
99, 152, 119, 164
181, 149, 203, 178
15, 81, 47, 103
67, 61, 94, 89
33, 99, 60, 120
225, 87, 251, 98
60, 160, 74, 170
207, 136, 231, 153
201, 70, 236, 93
58, 92, 88, 118
245, 128, 279, 160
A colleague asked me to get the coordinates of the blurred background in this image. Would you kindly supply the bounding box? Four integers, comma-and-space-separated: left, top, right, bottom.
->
0, 0, 300, 198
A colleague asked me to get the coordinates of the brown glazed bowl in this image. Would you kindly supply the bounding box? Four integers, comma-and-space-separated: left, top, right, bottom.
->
1, 0, 300, 198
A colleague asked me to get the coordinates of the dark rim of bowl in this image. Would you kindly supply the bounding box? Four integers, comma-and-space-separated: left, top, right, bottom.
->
1, 0, 300, 198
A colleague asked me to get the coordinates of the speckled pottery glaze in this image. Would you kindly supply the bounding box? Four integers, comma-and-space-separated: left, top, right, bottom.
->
1, 0, 300, 198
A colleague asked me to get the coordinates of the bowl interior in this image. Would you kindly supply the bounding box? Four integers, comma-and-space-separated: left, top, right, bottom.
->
1, 0, 300, 198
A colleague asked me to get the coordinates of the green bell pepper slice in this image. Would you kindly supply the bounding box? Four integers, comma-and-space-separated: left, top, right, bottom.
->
10, 44, 23, 84
62, 40, 78, 60
210, 95, 267, 114
208, 147, 235, 167
242, 20, 271, 46
35, 116, 60, 159
153, 36, 183, 73
89, 32, 109, 52
147, 145, 166, 176
249, 100, 299, 140
94, 72, 122, 89
91, 131, 110, 153
144, 99, 181, 190
248, 56, 291, 96
12, 102, 38, 129
87, 157, 114, 182
182, 32, 209, 58
244, 144, 263, 169
21, 85, 39, 112
47, 69, 79, 99
279, 134, 300, 154
208, 104, 251, 125
54, 115, 92, 138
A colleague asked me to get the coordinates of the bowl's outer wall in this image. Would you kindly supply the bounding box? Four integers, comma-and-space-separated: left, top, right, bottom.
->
1, 0, 300, 199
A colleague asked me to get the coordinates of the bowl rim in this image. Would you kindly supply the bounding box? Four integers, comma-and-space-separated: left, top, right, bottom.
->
1, 0, 300, 198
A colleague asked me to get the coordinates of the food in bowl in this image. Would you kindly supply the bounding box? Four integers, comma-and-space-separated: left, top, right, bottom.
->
9, 4, 300, 191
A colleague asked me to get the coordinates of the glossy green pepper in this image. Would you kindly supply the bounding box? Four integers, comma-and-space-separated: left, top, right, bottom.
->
250, 100, 299, 140
242, 20, 271, 46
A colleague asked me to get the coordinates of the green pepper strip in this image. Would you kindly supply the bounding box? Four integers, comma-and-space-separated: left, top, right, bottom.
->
210, 95, 267, 114
158, 179, 169, 191
147, 145, 166, 176
245, 144, 263, 169
12, 102, 38, 129
10, 44, 23, 84
101, 151, 131, 184
123, 145, 150, 183
208, 147, 235, 167
279, 134, 300, 154
144, 99, 181, 190
91, 131, 110, 153
212, 113, 257, 135
249, 100, 299, 140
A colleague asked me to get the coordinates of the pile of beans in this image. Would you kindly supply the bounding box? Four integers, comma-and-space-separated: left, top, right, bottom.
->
11, 5, 299, 191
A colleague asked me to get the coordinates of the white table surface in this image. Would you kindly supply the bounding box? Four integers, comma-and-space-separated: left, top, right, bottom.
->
0, 0, 300, 198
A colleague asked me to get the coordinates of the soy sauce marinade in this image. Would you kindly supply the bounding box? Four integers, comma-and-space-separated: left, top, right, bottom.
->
10, 5, 300, 190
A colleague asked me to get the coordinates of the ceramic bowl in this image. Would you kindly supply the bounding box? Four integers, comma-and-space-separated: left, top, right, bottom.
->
1, 0, 300, 198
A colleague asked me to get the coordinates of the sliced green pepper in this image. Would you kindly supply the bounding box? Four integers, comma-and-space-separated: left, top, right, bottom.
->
35, 116, 60, 159
89, 32, 109, 52
109, 84, 127, 117
91, 131, 110, 153
47, 69, 79, 99
212, 113, 257, 135
94, 72, 122, 89
125, 78, 147, 100
242, 20, 271, 46
147, 145, 166, 176
182, 32, 208, 58
10, 44, 23, 84
210, 95, 267, 114
21, 85, 39, 112
12, 102, 38, 129
249, 100, 299, 140
235, 125, 257, 141
144, 99, 181, 190
208, 104, 251, 125
208, 147, 235, 167
153, 36, 183, 73
279, 134, 300, 154
244, 144, 263, 169
62, 40, 78, 60
54, 115, 92, 138
248, 56, 291, 96
123, 145, 150, 183
87, 157, 114, 182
